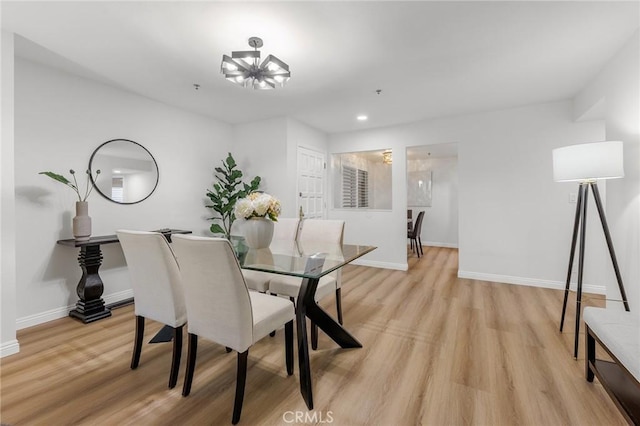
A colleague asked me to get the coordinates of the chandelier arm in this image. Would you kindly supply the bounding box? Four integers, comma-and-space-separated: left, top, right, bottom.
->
262, 71, 291, 77
260, 54, 290, 72
221, 56, 249, 75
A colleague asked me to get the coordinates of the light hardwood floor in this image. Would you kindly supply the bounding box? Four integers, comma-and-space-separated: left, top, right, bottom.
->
0, 247, 625, 425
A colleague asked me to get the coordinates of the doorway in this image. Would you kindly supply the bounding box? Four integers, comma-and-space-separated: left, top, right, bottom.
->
406, 143, 459, 257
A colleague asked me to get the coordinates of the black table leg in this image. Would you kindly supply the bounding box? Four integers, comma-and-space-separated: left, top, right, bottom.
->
295, 255, 364, 410
150, 325, 174, 343
296, 280, 313, 410
306, 301, 361, 349
69, 245, 111, 323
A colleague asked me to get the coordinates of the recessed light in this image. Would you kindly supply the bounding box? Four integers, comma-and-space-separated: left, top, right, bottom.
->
357, 115, 368, 121
113, 170, 121, 174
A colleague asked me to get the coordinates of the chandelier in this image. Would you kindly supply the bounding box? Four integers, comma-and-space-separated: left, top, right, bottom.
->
221, 37, 290, 90
382, 150, 392, 165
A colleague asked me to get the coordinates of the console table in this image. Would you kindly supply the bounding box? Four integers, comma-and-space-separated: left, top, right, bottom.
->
57, 229, 191, 324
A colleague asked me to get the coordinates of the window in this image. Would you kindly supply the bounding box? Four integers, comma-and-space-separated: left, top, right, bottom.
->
342, 166, 369, 208
111, 177, 124, 203
332, 150, 391, 210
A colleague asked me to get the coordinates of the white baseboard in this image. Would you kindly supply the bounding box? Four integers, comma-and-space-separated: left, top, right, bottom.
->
16, 289, 134, 330
457, 270, 606, 295
17, 304, 72, 330
424, 241, 458, 248
350, 259, 408, 271
1, 340, 20, 358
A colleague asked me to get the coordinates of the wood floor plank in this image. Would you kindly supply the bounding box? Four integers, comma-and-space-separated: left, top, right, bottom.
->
1, 248, 627, 425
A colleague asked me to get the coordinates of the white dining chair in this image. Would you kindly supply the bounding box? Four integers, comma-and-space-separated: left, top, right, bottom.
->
268, 219, 345, 349
116, 230, 187, 389
172, 234, 294, 425
242, 217, 300, 292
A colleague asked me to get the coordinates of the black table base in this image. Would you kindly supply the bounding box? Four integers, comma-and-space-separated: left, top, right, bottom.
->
150, 325, 175, 343
69, 245, 111, 323
296, 255, 362, 410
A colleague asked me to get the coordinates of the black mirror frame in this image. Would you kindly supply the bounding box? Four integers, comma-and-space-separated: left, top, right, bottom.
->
89, 138, 159, 205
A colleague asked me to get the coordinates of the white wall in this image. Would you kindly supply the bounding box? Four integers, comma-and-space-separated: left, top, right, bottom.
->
329, 101, 606, 286
458, 103, 607, 290
1, 31, 19, 357
408, 156, 458, 248
233, 117, 328, 223
232, 117, 289, 225
13, 58, 233, 329
574, 30, 640, 311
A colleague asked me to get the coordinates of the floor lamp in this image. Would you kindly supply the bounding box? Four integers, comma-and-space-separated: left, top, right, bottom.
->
553, 140, 630, 359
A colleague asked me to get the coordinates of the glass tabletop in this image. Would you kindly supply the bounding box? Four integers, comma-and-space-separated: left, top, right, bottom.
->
231, 237, 376, 280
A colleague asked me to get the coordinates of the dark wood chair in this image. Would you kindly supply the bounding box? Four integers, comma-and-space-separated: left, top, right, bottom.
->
408, 211, 425, 257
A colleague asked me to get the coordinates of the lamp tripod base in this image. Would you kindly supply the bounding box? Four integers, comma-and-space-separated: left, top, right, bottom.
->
559, 181, 629, 359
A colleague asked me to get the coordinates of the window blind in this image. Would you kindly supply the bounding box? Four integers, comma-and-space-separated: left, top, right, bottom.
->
341, 166, 368, 208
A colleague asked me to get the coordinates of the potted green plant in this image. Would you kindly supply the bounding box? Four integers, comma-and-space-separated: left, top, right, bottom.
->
206, 153, 261, 239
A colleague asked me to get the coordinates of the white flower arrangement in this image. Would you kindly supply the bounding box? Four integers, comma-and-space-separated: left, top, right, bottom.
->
234, 192, 281, 221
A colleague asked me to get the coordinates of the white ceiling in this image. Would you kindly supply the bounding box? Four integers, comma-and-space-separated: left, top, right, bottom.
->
407, 143, 458, 160
2, 1, 638, 134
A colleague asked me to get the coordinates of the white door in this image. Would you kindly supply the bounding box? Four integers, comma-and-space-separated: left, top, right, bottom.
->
297, 147, 326, 219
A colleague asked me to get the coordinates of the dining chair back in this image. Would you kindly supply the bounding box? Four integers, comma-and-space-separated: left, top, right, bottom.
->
408, 211, 425, 257
297, 218, 345, 305
268, 219, 345, 349
116, 230, 187, 389
273, 217, 300, 241
242, 217, 300, 292
298, 219, 345, 244
171, 234, 294, 425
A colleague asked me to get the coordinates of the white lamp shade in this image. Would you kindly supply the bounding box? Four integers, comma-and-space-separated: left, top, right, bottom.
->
552, 141, 624, 182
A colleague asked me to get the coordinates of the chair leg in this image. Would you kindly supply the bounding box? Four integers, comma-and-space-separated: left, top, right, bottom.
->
336, 288, 343, 325
232, 350, 249, 425
131, 315, 145, 370
169, 326, 183, 389
285, 320, 294, 375
311, 322, 318, 350
418, 237, 424, 256
182, 333, 198, 397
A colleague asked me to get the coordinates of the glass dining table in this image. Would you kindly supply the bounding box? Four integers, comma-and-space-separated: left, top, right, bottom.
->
233, 238, 376, 410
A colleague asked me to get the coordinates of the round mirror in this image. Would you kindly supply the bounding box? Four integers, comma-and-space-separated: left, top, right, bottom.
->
89, 139, 159, 204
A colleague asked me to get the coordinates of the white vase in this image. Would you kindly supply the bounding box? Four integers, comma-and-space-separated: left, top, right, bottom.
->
244, 217, 274, 249
73, 201, 92, 241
